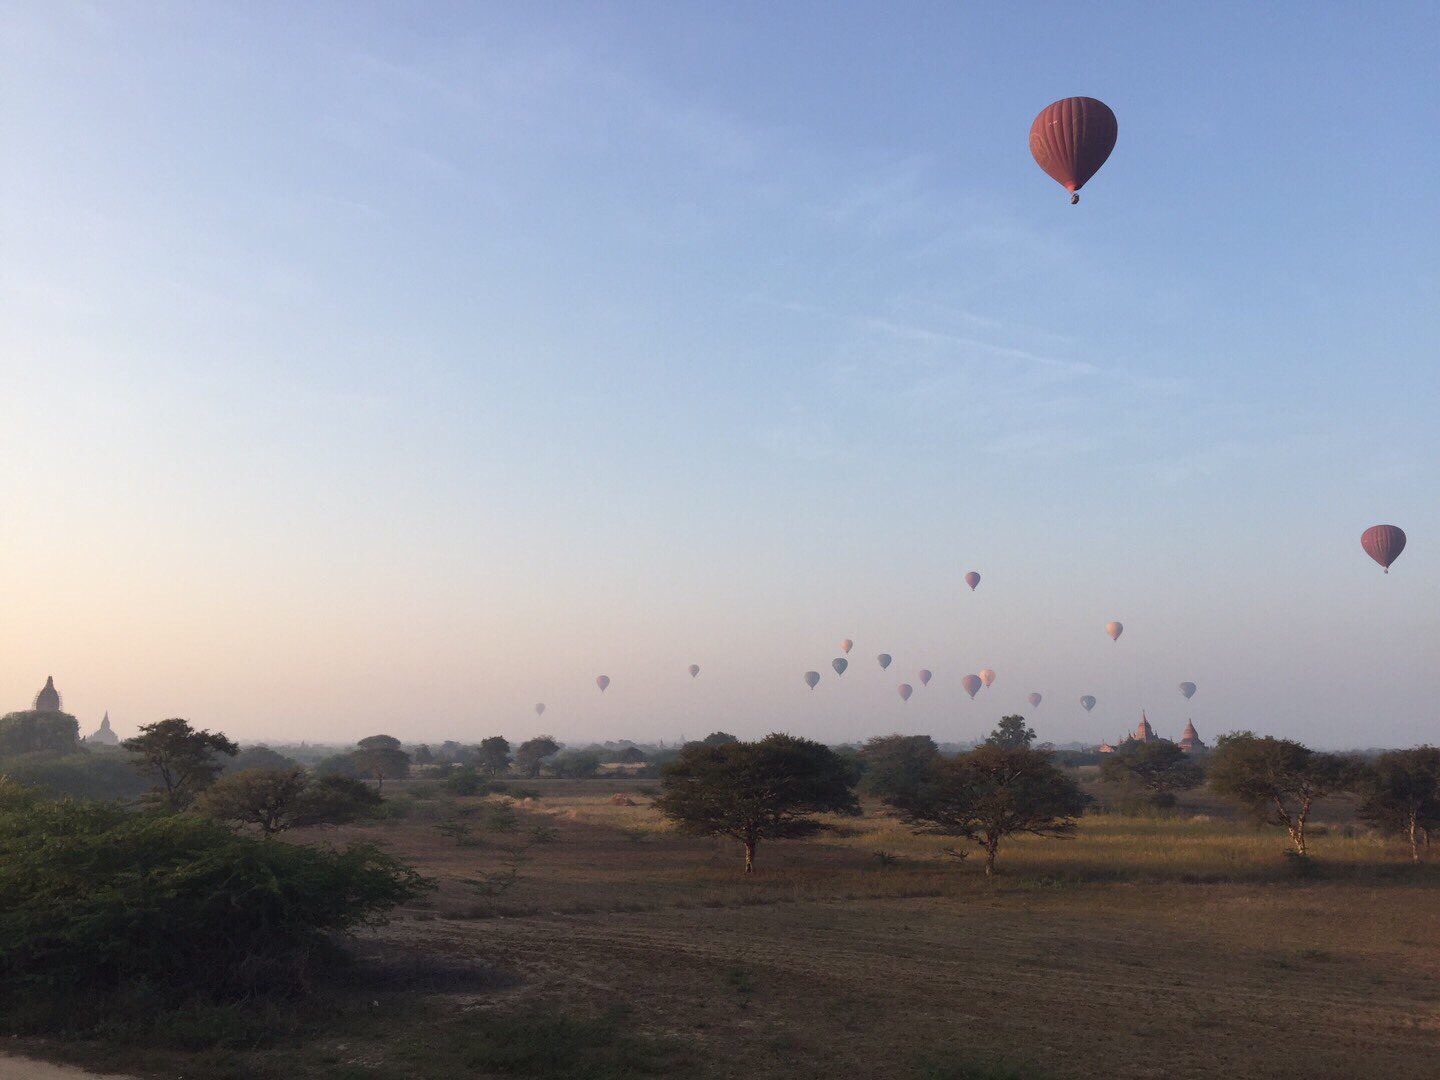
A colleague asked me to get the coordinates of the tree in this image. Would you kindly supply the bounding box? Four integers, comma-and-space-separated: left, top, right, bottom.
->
122, 718, 238, 810
349, 746, 410, 793
552, 750, 601, 779
515, 735, 560, 778
653, 733, 860, 872
1357, 747, 1440, 863
985, 715, 1036, 750
0, 710, 80, 756
479, 735, 512, 777
615, 745, 647, 764
357, 734, 402, 751
1208, 733, 1363, 857
888, 744, 1088, 876
315, 752, 364, 779
199, 768, 383, 836
1099, 739, 1204, 807
412, 744, 436, 766
858, 734, 940, 799
226, 745, 297, 773
701, 731, 739, 747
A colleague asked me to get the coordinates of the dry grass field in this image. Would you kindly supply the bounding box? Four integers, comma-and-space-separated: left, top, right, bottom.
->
24, 776, 1440, 1079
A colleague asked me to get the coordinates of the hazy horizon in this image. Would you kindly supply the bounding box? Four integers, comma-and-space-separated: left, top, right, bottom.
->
4, 3, 1437, 749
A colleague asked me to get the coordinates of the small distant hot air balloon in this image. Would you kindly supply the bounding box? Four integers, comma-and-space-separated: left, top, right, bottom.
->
1080, 695, 1096, 712
1029, 97, 1118, 205
1179, 682, 1197, 700
841, 639, 853, 654
965, 572, 981, 591
1361, 525, 1407, 573
979, 668, 996, 688
535, 703, 546, 717
595, 675, 610, 692
897, 683, 913, 702
877, 653, 892, 670
832, 657, 848, 676
804, 671, 821, 689
1106, 621, 1123, 642
1028, 692, 1043, 708
688, 664, 700, 678
961, 674, 982, 699
918, 669, 933, 686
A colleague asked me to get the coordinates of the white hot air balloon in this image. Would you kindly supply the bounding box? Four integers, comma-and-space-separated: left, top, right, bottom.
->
897, 683, 913, 702
688, 664, 701, 678
596, 675, 611, 692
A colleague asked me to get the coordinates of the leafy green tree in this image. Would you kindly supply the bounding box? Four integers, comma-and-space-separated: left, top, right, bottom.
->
357, 734, 402, 751
412, 744, 436, 766
858, 734, 940, 799
888, 744, 1088, 876
985, 715, 1036, 750
479, 735, 513, 776
226, 744, 298, 772
615, 745, 647, 764
198, 768, 382, 836
315, 752, 364, 779
349, 745, 411, 793
552, 750, 601, 779
654, 733, 860, 872
0, 711, 80, 756
701, 732, 739, 747
1356, 747, 1440, 862
515, 735, 560, 778
1099, 739, 1204, 807
122, 718, 238, 810
1208, 733, 1363, 856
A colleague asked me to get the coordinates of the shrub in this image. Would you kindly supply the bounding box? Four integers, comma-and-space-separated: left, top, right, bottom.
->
0, 783, 430, 1024
0, 752, 148, 801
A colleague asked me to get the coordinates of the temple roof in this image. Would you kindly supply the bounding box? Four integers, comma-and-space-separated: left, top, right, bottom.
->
34, 675, 61, 713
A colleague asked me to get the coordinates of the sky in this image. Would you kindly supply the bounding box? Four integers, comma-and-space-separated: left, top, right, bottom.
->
3, 1, 1438, 749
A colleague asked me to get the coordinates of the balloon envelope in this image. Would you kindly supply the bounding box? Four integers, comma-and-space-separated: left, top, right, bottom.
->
877, 653, 892, 670
965, 572, 981, 591
918, 669, 932, 686
1080, 695, 1096, 712
840, 639, 853, 654
534, 703, 546, 716
1178, 682, 1197, 700
595, 675, 610, 692
1029, 97, 1118, 203
1361, 525, 1406, 572
897, 683, 913, 702
1106, 621, 1123, 642
688, 664, 700, 678
832, 657, 848, 676
804, 671, 820, 689
961, 674, 982, 699
1028, 693, 1043, 708
979, 668, 996, 687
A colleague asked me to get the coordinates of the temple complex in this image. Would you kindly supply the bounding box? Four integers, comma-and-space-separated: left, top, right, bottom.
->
87, 711, 120, 746
1098, 713, 1204, 754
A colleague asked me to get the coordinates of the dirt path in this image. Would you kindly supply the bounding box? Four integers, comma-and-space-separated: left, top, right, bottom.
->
0, 1056, 135, 1080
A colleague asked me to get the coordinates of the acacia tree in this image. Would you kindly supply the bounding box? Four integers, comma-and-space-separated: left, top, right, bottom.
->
122, 718, 238, 810
1357, 747, 1440, 863
888, 744, 1087, 876
985, 715, 1036, 750
654, 733, 859, 872
1099, 739, 1204, 807
349, 746, 411, 793
1208, 733, 1362, 857
858, 734, 939, 799
701, 732, 739, 747
357, 734, 402, 751
478, 736, 512, 776
198, 768, 382, 836
515, 736, 560, 778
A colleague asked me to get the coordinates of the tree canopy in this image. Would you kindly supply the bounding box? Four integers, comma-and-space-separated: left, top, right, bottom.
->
479, 735, 512, 776
1356, 746, 1440, 862
349, 745, 411, 793
888, 744, 1087, 875
199, 768, 382, 836
985, 715, 1036, 750
0, 710, 80, 757
653, 733, 859, 871
122, 718, 238, 810
515, 736, 560, 778
1099, 739, 1203, 806
858, 734, 939, 799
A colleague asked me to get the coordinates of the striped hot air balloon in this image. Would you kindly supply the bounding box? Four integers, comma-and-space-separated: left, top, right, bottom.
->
1029, 97, 1118, 205
1361, 525, 1406, 573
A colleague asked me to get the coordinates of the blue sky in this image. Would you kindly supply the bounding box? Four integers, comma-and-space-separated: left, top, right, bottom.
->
3, 2, 1437, 747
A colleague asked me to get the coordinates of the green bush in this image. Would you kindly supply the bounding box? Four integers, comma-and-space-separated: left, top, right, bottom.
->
0, 782, 430, 1027
0, 752, 148, 801
443, 768, 487, 796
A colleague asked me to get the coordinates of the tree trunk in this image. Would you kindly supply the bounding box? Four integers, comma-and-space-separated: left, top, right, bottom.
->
743, 840, 756, 873
376, 775, 384, 795
1409, 814, 1421, 864
984, 837, 999, 877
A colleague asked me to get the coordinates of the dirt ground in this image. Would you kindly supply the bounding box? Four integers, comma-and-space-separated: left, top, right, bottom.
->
0, 1056, 135, 1079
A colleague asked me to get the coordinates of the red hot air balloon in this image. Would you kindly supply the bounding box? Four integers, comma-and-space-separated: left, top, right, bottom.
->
918, 669, 933, 686
1361, 525, 1406, 573
1028, 692, 1043, 708
965, 572, 981, 591
595, 675, 610, 692
897, 683, 913, 702
1030, 97, 1118, 205
961, 674, 982, 699
804, 671, 821, 689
